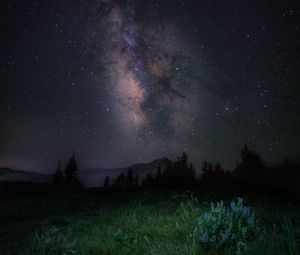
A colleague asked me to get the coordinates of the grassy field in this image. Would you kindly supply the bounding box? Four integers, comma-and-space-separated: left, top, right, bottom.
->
0, 189, 300, 255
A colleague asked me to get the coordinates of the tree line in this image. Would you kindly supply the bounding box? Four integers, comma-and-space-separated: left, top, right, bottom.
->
52, 153, 83, 189
53, 145, 300, 191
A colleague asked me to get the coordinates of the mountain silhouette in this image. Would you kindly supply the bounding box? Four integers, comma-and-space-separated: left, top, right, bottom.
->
0, 157, 173, 187
0, 168, 52, 183
79, 157, 172, 187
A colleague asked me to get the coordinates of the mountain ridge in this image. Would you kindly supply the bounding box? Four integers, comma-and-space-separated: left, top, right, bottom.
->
0, 157, 173, 187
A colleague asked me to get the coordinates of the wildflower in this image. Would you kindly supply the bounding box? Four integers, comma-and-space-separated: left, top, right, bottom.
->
199, 231, 209, 243
242, 207, 250, 216
219, 231, 229, 245
203, 212, 210, 221
196, 198, 264, 251
237, 197, 243, 204
230, 202, 237, 212
247, 216, 254, 226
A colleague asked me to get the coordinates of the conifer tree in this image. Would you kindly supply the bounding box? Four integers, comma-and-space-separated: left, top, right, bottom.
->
53, 160, 64, 186
114, 173, 126, 187
126, 168, 134, 186
64, 153, 82, 189
104, 176, 110, 188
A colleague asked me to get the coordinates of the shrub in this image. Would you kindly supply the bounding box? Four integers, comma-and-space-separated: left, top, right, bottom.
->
196, 198, 265, 253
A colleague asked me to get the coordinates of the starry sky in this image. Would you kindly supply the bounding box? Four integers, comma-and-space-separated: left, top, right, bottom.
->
1, 0, 300, 173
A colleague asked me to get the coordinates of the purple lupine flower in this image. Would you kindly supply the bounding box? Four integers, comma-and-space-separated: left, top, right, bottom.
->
203, 212, 210, 221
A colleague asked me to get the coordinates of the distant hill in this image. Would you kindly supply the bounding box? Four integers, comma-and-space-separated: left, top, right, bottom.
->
0, 157, 173, 187
0, 168, 52, 183
79, 157, 172, 187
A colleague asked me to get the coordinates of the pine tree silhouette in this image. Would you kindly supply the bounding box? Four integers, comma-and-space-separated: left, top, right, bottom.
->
235, 144, 265, 175
156, 164, 162, 180
163, 151, 195, 187
64, 153, 82, 189
114, 173, 126, 187
126, 168, 134, 186
104, 176, 110, 188
52, 160, 64, 186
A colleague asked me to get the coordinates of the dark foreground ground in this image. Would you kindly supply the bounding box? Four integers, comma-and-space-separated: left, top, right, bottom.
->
0, 185, 300, 255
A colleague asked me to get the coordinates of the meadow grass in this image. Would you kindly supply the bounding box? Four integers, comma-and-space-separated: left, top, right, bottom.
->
1, 190, 300, 255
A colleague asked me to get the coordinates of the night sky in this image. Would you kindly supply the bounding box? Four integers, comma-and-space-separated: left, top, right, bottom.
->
1, 0, 300, 173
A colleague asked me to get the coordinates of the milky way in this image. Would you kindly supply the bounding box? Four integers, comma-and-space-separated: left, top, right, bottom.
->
85, 0, 201, 167
98, 1, 197, 136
